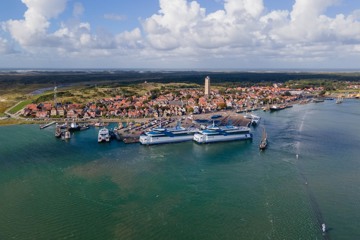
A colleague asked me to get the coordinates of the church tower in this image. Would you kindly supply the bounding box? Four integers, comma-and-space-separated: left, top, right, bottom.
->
204, 76, 210, 96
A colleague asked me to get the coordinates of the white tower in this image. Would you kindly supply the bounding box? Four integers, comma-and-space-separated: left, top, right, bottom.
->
204, 76, 210, 96
54, 86, 57, 107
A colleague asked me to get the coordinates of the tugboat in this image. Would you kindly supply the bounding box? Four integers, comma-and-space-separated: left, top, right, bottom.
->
270, 104, 288, 112
250, 114, 261, 126
79, 123, 90, 131
61, 130, 71, 140
259, 127, 268, 150
68, 121, 81, 132
55, 126, 62, 138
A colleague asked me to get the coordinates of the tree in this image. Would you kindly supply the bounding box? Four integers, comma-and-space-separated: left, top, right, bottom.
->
217, 102, 227, 109
283, 91, 292, 97
187, 107, 194, 113
319, 90, 326, 96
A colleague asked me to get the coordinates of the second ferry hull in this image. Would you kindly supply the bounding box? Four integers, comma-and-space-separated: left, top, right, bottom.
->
193, 133, 252, 144
139, 135, 194, 145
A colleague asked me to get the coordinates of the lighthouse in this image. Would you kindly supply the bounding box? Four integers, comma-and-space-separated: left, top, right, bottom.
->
204, 76, 210, 96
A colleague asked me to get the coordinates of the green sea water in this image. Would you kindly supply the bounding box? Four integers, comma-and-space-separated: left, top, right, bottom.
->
0, 100, 359, 239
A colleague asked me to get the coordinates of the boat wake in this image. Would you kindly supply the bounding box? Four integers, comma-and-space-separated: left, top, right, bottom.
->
294, 109, 331, 240
295, 109, 310, 154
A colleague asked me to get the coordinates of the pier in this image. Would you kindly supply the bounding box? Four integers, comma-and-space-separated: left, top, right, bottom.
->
115, 112, 251, 144
40, 121, 56, 129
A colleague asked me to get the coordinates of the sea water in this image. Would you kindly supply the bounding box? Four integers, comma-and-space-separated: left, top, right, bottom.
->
0, 100, 359, 239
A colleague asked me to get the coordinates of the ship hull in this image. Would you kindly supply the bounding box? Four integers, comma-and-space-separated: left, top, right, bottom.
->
139, 134, 194, 145
193, 133, 252, 144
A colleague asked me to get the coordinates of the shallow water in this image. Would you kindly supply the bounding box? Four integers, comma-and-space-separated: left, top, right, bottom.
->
0, 100, 359, 239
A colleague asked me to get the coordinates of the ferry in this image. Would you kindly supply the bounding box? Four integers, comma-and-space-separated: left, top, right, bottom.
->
193, 123, 252, 144
139, 124, 199, 145
98, 127, 110, 143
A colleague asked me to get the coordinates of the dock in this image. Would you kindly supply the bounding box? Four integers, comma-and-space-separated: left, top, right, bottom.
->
115, 112, 251, 144
40, 121, 56, 129
122, 136, 140, 144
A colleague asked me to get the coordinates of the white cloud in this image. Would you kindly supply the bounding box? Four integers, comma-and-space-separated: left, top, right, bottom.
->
224, 0, 264, 18
73, 2, 84, 18
3, 0, 118, 55
1, 0, 360, 68
0, 37, 14, 54
104, 14, 126, 21
5, 0, 67, 46
115, 28, 143, 49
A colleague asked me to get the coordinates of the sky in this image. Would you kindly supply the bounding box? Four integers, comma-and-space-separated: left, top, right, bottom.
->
1, 0, 360, 69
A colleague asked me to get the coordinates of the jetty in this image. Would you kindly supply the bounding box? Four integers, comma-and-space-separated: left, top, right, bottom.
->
114, 113, 251, 144
40, 121, 56, 129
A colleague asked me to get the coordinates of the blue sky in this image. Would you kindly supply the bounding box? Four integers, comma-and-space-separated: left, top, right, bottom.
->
1, 0, 360, 69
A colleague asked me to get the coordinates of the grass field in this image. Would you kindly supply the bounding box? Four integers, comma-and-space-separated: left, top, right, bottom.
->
7, 99, 33, 114
0, 101, 13, 115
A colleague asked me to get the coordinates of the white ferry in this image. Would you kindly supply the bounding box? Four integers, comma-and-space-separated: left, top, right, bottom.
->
139, 124, 199, 145
193, 123, 252, 144
98, 127, 110, 143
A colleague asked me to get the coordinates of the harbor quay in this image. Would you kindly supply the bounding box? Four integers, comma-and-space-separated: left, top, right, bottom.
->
118, 111, 252, 144
48, 110, 252, 144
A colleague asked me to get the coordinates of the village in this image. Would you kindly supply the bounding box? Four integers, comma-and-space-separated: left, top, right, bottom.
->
19, 76, 347, 121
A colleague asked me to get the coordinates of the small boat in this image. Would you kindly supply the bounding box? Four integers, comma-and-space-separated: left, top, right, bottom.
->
336, 96, 343, 104
269, 105, 285, 111
259, 127, 267, 150
94, 121, 104, 127
56, 122, 68, 129
61, 130, 71, 140
112, 130, 122, 141
79, 124, 90, 131
244, 113, 260, 126
250, 114, 261, 126
55, 127, 62, 138
312, 98, 325, 103
98, 127, 110, 143
68, 121, 81, 132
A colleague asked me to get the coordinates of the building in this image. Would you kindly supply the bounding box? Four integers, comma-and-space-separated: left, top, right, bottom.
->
204, 76, 210, 96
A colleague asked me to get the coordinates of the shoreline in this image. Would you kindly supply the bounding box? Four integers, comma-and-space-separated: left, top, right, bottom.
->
0, 108, 250, 127
1, 97, 358, 127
